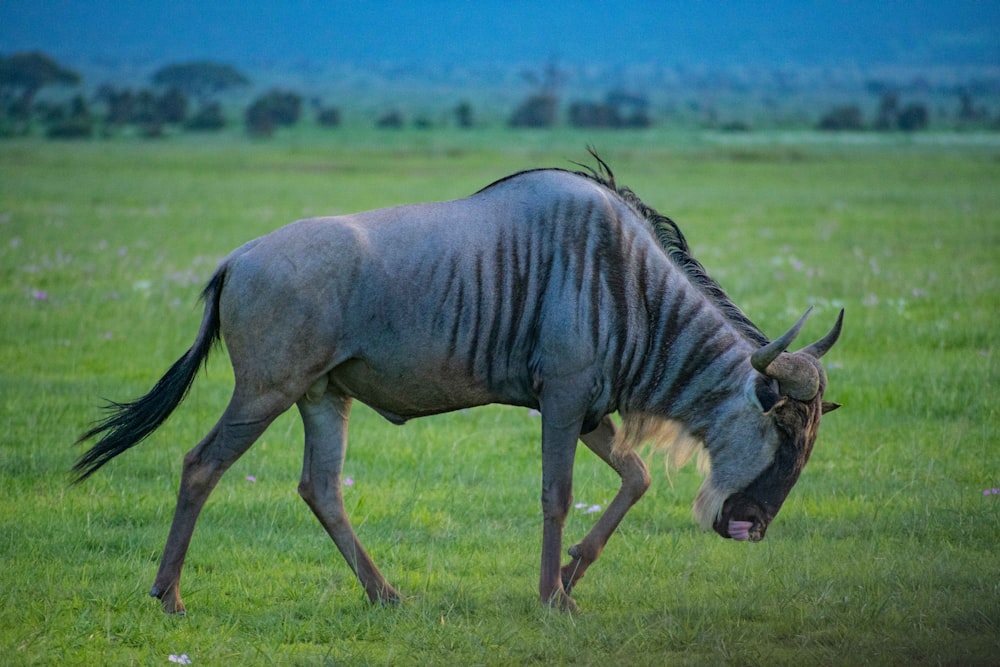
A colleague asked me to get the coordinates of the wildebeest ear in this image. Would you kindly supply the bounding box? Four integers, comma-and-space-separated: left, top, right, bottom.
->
821, 401, 842, 414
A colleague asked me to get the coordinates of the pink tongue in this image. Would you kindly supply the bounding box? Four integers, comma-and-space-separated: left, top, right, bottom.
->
728, 520, 753, 541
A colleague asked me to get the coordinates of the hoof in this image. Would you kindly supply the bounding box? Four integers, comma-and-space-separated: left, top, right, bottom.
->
368, 583, 402, 606
161, 599, 187, 615
561, 558, 584, 590
151, 584, 185, 615
543, 589, 579, 613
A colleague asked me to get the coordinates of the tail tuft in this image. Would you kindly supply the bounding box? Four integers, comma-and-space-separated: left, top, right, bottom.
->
72, 269, 225, 482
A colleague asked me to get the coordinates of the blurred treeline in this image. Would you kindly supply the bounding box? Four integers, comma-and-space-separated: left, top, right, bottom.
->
2, 52, 998, 139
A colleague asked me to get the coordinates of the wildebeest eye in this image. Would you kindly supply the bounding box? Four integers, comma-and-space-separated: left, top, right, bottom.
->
754, 376, 781, 412
772, 399, 809, 434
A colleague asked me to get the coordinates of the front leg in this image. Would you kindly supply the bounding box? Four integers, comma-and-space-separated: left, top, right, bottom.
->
538, 414, 581, 611
561, 416, 651, 594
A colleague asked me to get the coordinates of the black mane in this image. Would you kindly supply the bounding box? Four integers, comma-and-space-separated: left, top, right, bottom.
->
572, 151, 769, 346
477, 153, 770, 346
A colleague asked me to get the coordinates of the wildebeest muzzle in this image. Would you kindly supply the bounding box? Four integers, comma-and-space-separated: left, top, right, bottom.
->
714, 492, 774, 542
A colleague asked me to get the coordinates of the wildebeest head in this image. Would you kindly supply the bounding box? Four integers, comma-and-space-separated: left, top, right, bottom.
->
695, 309, 844, 542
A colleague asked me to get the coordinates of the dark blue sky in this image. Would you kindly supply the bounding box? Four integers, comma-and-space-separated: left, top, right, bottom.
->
3, 1, 998, 69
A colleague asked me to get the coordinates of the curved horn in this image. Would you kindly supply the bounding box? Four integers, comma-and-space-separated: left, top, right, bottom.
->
750, 308, 812, 373
801, 308, 845, 359
750, 308, 820, 401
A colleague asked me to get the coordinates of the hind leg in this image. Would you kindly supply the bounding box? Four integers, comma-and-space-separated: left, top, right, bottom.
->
150, 390, 289, 614
297, 386, 400, 604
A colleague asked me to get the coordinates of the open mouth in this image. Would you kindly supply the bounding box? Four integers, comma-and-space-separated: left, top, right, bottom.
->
714, 494, 770, 542
726, 519, 766, 542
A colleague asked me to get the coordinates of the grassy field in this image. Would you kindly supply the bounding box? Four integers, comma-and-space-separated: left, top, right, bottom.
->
1, 128, 997, 665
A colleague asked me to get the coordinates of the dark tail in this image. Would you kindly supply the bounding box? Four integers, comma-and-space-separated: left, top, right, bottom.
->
72, 267, 227, 482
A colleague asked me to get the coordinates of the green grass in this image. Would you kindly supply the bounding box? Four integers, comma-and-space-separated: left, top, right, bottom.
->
1, 129, 998, 665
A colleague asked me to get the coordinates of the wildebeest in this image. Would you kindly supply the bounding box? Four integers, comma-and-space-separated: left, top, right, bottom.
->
75, 153, 843, 613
